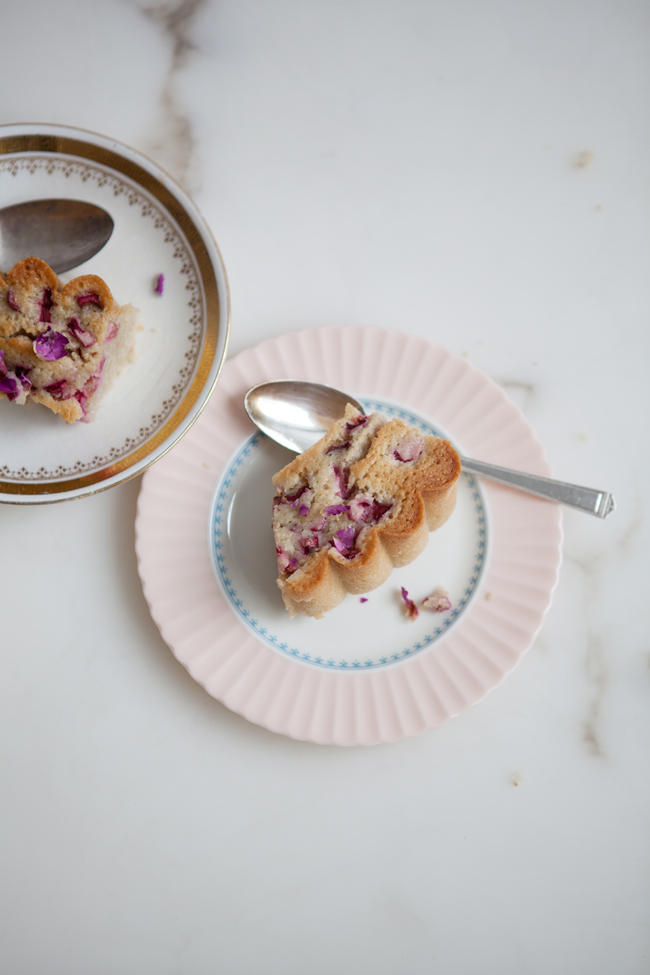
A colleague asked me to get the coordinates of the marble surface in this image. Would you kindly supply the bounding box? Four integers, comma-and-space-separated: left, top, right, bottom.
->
1, 1, 648, 972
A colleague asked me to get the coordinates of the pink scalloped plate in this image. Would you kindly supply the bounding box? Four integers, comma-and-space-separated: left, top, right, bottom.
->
135, 326, 562, 745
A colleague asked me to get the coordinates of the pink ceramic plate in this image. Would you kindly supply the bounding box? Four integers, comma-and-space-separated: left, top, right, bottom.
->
135, 326, 562, 745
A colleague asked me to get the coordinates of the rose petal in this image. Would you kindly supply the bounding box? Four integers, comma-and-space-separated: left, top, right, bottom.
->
332, 465, 351, 499
332, 526, 357, 554
400, 587, 419, 621
15, 367, 31, 391
278, 485, 308, 507
68, 317, 96, 348
324, 504, 350, 516
0, 371, 19, 400
39, 288, 53, 323
370, 501, 392, 521
336, 526, 355, 547
348, 499, 371, 522
45, 379, 71, 400
0, 353, 23, 400
76, 292, 103, 308
393, 438, 425, 463
33, 328, 68, 361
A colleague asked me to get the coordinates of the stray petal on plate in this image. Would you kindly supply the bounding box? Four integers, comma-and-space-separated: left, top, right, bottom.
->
400, 586, 419, 621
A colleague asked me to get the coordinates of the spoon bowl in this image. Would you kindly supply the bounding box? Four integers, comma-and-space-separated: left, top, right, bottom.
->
244, 379, 616, 518
244, 380, 364, 454
0, 198, 114, 274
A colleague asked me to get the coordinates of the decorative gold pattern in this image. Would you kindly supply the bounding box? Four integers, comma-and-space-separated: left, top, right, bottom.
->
0, 131, 224, 498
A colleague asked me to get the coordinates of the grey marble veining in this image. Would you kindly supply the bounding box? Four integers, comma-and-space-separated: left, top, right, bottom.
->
138, 0, 207, 192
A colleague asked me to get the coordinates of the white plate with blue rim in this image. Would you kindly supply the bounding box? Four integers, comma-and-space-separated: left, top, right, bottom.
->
209, 399, 489, 671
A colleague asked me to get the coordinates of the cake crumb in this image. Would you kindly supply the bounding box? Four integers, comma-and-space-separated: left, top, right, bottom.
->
574, 150, 594, 169
511, 772, 523, 787
577, 432, 587, 442
202, 461, 211, 469
422, 586, 451, 612
485, 591, 494, 601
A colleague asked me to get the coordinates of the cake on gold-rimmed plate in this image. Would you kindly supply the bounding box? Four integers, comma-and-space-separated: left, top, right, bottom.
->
0, 122, 229, 504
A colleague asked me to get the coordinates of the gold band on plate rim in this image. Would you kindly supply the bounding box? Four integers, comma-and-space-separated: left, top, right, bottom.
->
0, 132, 225, 499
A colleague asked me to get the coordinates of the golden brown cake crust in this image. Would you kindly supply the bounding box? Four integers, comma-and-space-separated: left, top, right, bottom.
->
273, 406, 461, 618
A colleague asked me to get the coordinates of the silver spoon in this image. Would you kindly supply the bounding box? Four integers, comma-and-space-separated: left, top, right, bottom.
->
0, 199, 114, 274
244, 380, 616, 518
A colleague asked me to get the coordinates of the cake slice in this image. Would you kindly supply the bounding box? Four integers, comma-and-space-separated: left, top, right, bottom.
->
0, 257, 138, 423
272, 404, 461, 618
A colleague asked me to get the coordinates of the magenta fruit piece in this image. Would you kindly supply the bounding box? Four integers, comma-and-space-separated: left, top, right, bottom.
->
393, 439, 425, 463
68, 317, 96, 348
44, 379, 71, 400
15, 367, 31, 390
324, 504, 350, 516
345, 414, 368, 434
276, 485, 309, 507
332, 526, 358, 558
332, 465, 351, 499
39, 288, 53, 323
400, 586, 419, 621
0, 355, 20, 400
33, 328, 68, 361
76, 292, 103, 309
6, 290, 21, 312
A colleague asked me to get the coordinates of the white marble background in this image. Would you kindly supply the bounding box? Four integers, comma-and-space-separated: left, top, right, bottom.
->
1, 1, 649, 973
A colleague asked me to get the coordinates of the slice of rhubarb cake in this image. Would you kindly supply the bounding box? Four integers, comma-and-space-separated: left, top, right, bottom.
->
0, 257, 138, 423
272, 404, 461, 618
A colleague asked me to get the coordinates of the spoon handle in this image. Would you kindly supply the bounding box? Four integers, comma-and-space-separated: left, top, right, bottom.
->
458, 456, 616, 518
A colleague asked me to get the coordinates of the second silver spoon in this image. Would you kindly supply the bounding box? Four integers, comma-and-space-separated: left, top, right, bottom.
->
0, 198, 114, 274
244, 380, 616, 518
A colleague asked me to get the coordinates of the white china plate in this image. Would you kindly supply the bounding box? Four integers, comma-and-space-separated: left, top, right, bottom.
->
135, 326, 563, 745
209, 401, 489, 671
0, 123, 229, 504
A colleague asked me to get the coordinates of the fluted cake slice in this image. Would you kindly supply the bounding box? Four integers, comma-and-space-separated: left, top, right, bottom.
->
272, 404, 461, 618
